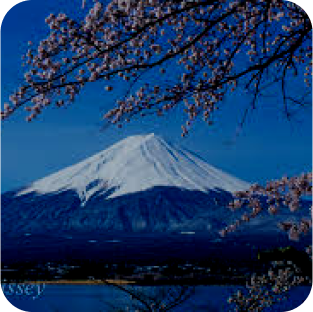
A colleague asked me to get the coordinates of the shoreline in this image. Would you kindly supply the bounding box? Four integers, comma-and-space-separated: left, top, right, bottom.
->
1, 277, 249, 286
2, 279, 136, 285
3, 280, 312, 286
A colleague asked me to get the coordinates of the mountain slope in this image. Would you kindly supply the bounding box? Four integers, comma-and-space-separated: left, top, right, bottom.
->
17, 134, 250, 203
2, 134, 252, 233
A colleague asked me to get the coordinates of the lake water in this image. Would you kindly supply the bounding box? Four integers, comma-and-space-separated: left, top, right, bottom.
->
3, 285, 311, 311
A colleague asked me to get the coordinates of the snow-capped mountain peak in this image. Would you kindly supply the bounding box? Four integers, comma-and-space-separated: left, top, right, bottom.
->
17, 134, 250, 203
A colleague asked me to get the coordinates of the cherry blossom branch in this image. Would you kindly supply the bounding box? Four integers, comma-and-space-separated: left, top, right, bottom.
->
220, 172, 312, 241
1, 0, 311, 136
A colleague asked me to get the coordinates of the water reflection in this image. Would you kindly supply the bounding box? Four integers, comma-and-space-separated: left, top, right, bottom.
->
104, 284, 196, 311
5, 284, 310, 312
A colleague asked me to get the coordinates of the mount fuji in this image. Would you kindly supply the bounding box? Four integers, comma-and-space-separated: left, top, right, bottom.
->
2, 134, 251, 233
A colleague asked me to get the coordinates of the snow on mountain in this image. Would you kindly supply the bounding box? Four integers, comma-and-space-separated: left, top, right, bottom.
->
18, 134, 249, 203
17, 134, 250, 204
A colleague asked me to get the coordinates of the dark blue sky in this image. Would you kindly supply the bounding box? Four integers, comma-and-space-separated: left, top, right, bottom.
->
1, 0, 312, 192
